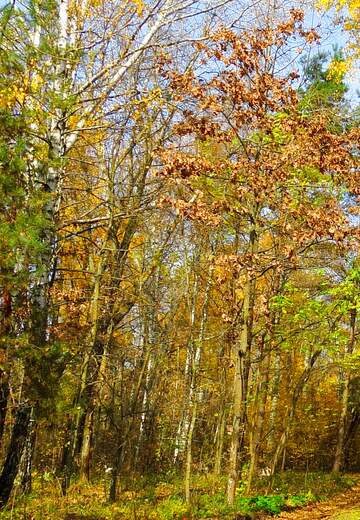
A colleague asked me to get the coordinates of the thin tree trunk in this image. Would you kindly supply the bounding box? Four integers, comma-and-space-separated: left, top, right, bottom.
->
0, 376, 9, 447
213, 341, 229, 476
227, 275, 254, 505
227, 227, 257, 506
333, 308, 356, 473
184, 270, 210, 503
173, 269, 199, 464
78, 216, 140, 480
109, 441, 123, 503
0, 286, 11, 451
271, 350, 321, 477
247, 343, 270, 492
18, 407, 36, 495
214, 406, 226, 476
59, 414, 73, 495
267, 351, 281, 456
77, 249, 106, 481
185, 400, 197, 504
79, 409, 94, 481
109, 346, 151, 502
247, 272, 281, 491
133, 299, 153, 469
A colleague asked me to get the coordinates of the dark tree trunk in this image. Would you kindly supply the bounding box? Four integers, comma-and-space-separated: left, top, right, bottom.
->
333, 308, 356, 473
0, 376, 9, 446
59, 414, 75, 495
0, 403, 32, 508
109, 442, 124, 503
18, 407, 36, 495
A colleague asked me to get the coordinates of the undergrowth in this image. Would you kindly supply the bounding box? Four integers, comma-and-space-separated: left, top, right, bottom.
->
0, 471, 357, 519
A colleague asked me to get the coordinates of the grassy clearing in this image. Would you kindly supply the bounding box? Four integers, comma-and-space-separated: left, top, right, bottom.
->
0, 471, 358, 519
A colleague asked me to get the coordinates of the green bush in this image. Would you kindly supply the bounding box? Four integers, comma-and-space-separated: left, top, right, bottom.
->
157, 496, 189, 520
286, 490, 315, 508
196, 492, 232, 518
251, 495, 285, 515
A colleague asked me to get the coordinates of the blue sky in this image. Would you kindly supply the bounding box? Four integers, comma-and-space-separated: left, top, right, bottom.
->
0, 0, 358, 101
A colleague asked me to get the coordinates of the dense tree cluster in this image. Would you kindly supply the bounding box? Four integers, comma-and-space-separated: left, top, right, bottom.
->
0, 0, 359, 510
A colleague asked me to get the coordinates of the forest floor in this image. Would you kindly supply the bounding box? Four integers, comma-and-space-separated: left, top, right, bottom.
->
266, 480, 360, 519
1, 472, 359, 519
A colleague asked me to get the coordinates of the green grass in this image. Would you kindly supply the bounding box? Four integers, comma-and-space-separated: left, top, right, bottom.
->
255, 470, 357, 498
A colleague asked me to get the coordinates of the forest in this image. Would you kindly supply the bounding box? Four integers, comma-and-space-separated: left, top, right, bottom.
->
0, 0, 359, 518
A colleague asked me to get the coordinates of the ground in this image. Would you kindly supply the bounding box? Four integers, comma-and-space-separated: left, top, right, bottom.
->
1, 472, 359, 519
268, 481, 360, 520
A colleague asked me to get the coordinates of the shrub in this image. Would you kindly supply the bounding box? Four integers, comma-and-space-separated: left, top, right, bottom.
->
235, 494, 285, 516
196, 492, 232, 518
157, 496, 189, 520
286, 490, 315, 508
251, 495, 285, 515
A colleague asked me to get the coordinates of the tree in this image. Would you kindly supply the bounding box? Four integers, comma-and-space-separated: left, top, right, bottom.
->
0, 0, 253, 506
160, 9, 358, 503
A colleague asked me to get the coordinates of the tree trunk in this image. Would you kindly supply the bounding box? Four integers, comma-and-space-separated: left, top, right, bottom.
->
271, 350, 321, 477
173, 269, 199, 464
108, 342, 151, 502
227, 225, 257, 506
59, 414, 74, 495
0, 376, 9, 447
333, 308, 356, 473
267, 351, 281, 456
133, 341, 155, 470
214, 406, 226, 476
227, 274, 255, 505
79, 409, 94, 481
0, 403, 32, 508
109, 440, 123, 503
185, 400, 197, 504
184, 269, 209, 503
247, 343, 270, 492
213, 341, 229, 476
247, 273, 281, 491
78, 216, 140, 480
18, 407, 36, 495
